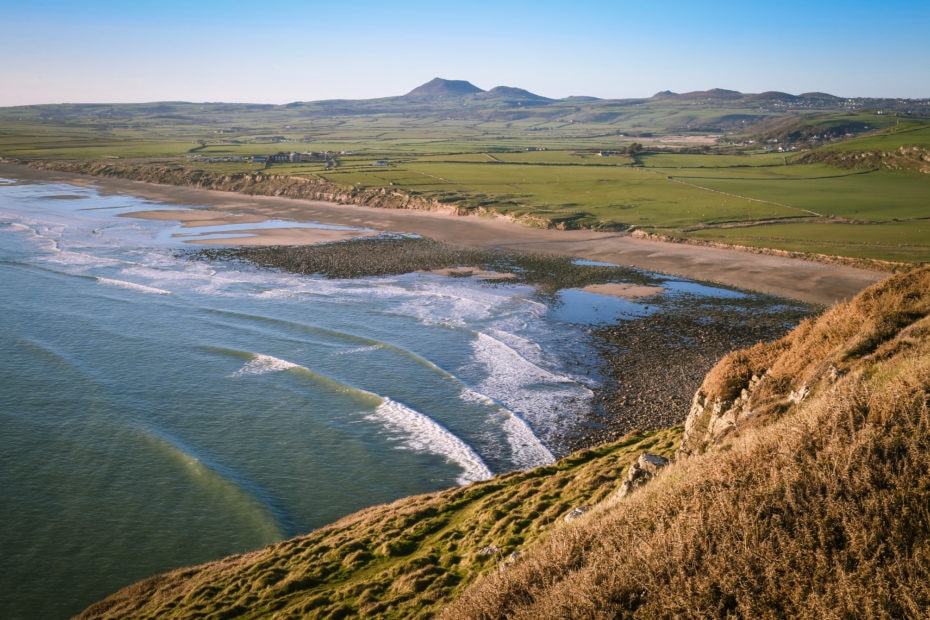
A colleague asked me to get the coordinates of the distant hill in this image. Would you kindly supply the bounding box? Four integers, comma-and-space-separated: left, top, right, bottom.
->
665, 88, 745, 101
479, 86, 552, 102
2, 78, 926, 136
749, 91, 801, 102
404, 78, 484, 99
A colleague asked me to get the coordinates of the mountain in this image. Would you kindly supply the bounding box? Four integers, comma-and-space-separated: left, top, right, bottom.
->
5, 79, 926, 131
665, 88, 745, 101
404, 77, 484, 99
78, 266, 930, 618
749, 90, 802, 102
800, 91, 845, 101
479, 85, 552, 102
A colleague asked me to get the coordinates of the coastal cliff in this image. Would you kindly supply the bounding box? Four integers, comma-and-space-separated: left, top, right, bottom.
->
26, 160, 492, 218
78, 266, 930, 617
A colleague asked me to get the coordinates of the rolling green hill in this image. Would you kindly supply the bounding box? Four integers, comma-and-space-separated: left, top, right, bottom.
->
2, 80, 928, 264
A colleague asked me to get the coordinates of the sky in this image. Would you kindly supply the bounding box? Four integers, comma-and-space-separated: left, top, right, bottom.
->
2, 0, 928, 106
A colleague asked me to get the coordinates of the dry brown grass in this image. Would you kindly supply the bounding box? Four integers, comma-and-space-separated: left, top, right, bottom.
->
444, 266, 930, 618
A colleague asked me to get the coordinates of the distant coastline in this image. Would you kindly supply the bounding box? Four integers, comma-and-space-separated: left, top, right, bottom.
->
0, 162, 886, 306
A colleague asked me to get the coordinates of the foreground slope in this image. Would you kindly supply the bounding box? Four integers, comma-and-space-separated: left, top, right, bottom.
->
448, 265, 930, 618
78, 430, 681, 618
79, 266, 930, 618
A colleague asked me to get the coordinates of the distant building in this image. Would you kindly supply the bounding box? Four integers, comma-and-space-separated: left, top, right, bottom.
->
251, 151, 303, 164
372, 160, 391, 167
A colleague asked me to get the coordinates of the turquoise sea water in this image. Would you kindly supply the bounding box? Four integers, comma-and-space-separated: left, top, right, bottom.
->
0, 176, 751, 617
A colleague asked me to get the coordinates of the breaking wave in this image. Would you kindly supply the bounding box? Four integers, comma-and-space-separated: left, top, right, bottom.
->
368, 398, 494, 485
96, 276, 172, 295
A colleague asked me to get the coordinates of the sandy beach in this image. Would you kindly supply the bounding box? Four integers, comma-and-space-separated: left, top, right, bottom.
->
1, 163, 887, 305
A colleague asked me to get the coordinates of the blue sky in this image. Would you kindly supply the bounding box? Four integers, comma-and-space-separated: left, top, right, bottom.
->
2, 0, 928, 105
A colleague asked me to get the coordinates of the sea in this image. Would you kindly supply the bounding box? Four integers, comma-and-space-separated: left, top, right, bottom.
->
0, 174, 752, 618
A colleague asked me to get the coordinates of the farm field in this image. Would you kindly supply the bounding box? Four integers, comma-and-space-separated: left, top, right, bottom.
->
686, 220, 929, 263
1, 98, 928, 264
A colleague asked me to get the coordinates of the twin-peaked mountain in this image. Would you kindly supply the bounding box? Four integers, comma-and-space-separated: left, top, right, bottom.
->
278, 77, 921, 128
404, 78, 552, 104
8, 77, 926, 133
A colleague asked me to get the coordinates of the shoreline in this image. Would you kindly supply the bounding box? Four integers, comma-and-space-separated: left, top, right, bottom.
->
0, 162, 886, 305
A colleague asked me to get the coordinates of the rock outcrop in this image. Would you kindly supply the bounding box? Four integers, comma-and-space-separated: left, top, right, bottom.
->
679, 265, 927, 456
616, 453, 670, 497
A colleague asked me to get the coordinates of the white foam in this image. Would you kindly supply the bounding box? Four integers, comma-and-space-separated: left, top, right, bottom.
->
96, 277, 172, 295
334, 344, 384, 356
1, 218, 66, 255
459, 388, 554, 469
230, 353, 299, 377
459, 387, 498, 408
48, 250, 122, 269
471, 331, 593, 431
501, 412, 556, 469
485, 327, 547, 366
474, 331, 576, 386
367, 398, 493, 485
6, 221, 32, 234
393, 278, 527, 326
113, 263, 218, 293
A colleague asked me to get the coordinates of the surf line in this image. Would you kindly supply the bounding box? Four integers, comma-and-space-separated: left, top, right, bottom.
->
226, 351, 494, 485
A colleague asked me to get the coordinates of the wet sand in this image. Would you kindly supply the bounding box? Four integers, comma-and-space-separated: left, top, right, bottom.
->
125, 208, 381, 246
581, 283, 665, 299
1, 163, 887, 305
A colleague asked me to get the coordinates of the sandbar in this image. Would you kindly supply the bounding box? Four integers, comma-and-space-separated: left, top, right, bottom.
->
421, 266, 517, 280
0, 163, 888, 306
582, 283, 665, 299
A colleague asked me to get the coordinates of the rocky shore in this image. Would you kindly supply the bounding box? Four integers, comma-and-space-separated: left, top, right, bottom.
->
190, 237, 817, 454
572, 295, 814, 450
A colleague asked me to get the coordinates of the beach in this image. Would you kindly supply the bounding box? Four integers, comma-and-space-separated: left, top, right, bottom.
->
0, 162, 887, 306
1, 161, 828, 616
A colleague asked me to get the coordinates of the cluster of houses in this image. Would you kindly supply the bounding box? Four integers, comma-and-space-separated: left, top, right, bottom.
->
186, 151, 393, 168
250, 152, 304, 164
188, 151, 327, 164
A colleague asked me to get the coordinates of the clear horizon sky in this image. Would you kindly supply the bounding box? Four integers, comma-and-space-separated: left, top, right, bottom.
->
2, 0, 928, 106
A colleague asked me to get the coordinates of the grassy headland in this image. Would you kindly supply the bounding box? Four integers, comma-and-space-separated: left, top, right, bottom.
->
449, 264, 930, 618
79, 265, 930, 618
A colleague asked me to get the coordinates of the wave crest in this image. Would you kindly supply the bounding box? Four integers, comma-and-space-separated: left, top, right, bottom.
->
230, 353, 299, 377
97, 277, 172, 295
367, 398, 493, 485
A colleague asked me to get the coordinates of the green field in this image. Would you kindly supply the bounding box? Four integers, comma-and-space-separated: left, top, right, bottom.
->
1, 100, 928, 264
687, 220, 929, 262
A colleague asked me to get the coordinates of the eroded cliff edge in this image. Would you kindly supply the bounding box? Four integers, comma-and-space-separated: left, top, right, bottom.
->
26, 160, 512, 218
